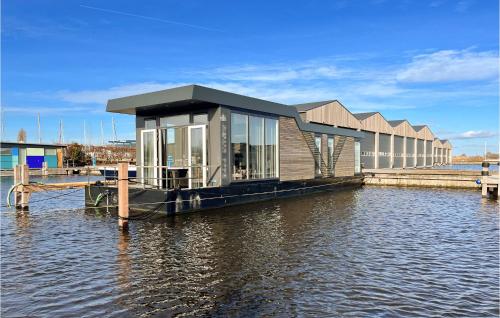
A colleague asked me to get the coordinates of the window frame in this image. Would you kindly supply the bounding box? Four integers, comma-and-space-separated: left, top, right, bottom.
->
230, 110, 279, 182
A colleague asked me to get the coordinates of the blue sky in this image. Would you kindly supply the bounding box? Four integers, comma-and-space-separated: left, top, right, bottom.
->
2, 0, 499, 155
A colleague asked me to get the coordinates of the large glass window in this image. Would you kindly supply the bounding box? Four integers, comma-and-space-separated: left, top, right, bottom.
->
315, 136, 322, 175
355, 141, 361, 174
145, 119, 156, 129
265, 118, 278, 178
328, 137, 334, 175
231, 113, 279, 180
160, 114, 190, 128
166, 127, 188, 167
193, 113, 209, 125
249, 116, 264, 179
231, 113, 248, 180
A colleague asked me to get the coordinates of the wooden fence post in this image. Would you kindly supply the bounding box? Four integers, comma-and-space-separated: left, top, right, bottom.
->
118, 162, 129, 230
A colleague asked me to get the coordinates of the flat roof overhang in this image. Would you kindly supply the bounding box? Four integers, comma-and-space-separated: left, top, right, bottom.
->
106, 84, 364, 139
0, 142, 67, 148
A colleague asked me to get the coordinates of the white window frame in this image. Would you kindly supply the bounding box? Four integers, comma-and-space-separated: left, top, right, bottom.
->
141, 129, 158, 186
188, 125, 207, 189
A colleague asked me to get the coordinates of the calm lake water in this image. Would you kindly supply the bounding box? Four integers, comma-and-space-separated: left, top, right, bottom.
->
1, 176, 499, 317
433, 164, 499, 171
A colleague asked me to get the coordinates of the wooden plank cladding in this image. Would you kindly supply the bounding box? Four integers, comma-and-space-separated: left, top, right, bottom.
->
279, 117, 315, 181
301, 101, 362, 130
334, 136, 355, 177
355, 112, 393, 134
279, 116, 356, 181
390, 120, 418, 138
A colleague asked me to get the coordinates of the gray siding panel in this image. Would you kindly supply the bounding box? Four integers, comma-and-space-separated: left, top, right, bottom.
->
425, 140, 432, 165
360, 131, 375, 169
406, 137, 415, 167
417, 139, 425, 166
378, 133, 391, 168
393, 136, 404, 168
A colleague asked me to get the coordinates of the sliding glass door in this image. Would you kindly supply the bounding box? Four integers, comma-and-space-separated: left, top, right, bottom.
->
188, 125, 207, 189
141, 129, 158, 186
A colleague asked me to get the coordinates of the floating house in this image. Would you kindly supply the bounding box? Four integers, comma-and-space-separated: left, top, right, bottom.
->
86, 85, 364, 213
86, 84, 453, 213
0, 142, 66, 169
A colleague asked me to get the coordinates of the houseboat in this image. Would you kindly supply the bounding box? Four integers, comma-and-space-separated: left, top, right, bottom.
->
85, 85, 364, 214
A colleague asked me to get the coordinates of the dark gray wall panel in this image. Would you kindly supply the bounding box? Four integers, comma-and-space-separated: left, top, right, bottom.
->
417, 139, 425, 166
406, 137, 415, 167
393, 136, 404, 168
360, 131, 375, 169
426, 141, 432, 165
378, 133, 391, 168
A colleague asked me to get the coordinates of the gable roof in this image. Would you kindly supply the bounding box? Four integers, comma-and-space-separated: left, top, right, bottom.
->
353, 112, 378, 121
412, 125, 427, 131
353, 112, 393, 134
294, 100, 361, 129
294, 100, 335, 112
388, 120, 406, 127
412, 125, 435, 140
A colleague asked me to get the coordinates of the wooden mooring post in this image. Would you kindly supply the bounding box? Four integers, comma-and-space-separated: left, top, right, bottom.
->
481, 162, 489, 197
118, 162, 129, 230
13, 164, 30, 210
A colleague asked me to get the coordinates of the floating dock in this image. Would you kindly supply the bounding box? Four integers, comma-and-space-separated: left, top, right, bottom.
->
363, 162, 499, 199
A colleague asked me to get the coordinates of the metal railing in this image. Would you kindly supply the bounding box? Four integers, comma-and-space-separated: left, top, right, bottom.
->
124, 164, 220, 190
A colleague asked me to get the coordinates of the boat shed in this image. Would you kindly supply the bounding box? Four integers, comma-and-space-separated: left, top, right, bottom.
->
441, 140, 452, 164
388, 120, 418, 169
412, 125, 435, 168
353, 112, 394, 169
433, 139, 444, 164
0, 142, 66, 169
294, 100, 362, 131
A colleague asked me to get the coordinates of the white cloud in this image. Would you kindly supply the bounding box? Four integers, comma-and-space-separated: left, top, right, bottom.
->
396, 49, 499, 82
455, 0, 475, 12
3, 105, 96, 114
451, 130, 498, 139
204, 62, 348, 82
57, 82, 190, 104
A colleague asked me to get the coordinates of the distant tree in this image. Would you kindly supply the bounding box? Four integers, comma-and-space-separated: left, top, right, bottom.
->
64, 143, 90, 166
17, 129, 26, 143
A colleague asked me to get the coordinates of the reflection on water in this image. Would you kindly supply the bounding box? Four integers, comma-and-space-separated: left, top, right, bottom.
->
1, 176, 499, 317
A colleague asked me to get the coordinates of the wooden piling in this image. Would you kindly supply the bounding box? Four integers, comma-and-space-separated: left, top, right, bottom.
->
482, 162, 490, 198
20, 164, 30, 210
42, 161, 49, 176
13, 165, 21, 207
118, 162, 129, 230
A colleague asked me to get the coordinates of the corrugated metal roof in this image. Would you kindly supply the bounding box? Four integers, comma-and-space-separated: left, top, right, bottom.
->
353, 112, 377, 120
293, 100, 335, 112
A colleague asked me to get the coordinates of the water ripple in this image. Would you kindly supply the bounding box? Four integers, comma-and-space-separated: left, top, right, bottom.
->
1, 180, 499, 317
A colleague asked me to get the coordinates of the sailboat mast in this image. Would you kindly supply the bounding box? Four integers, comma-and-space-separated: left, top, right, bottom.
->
112, 117, 117, 143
